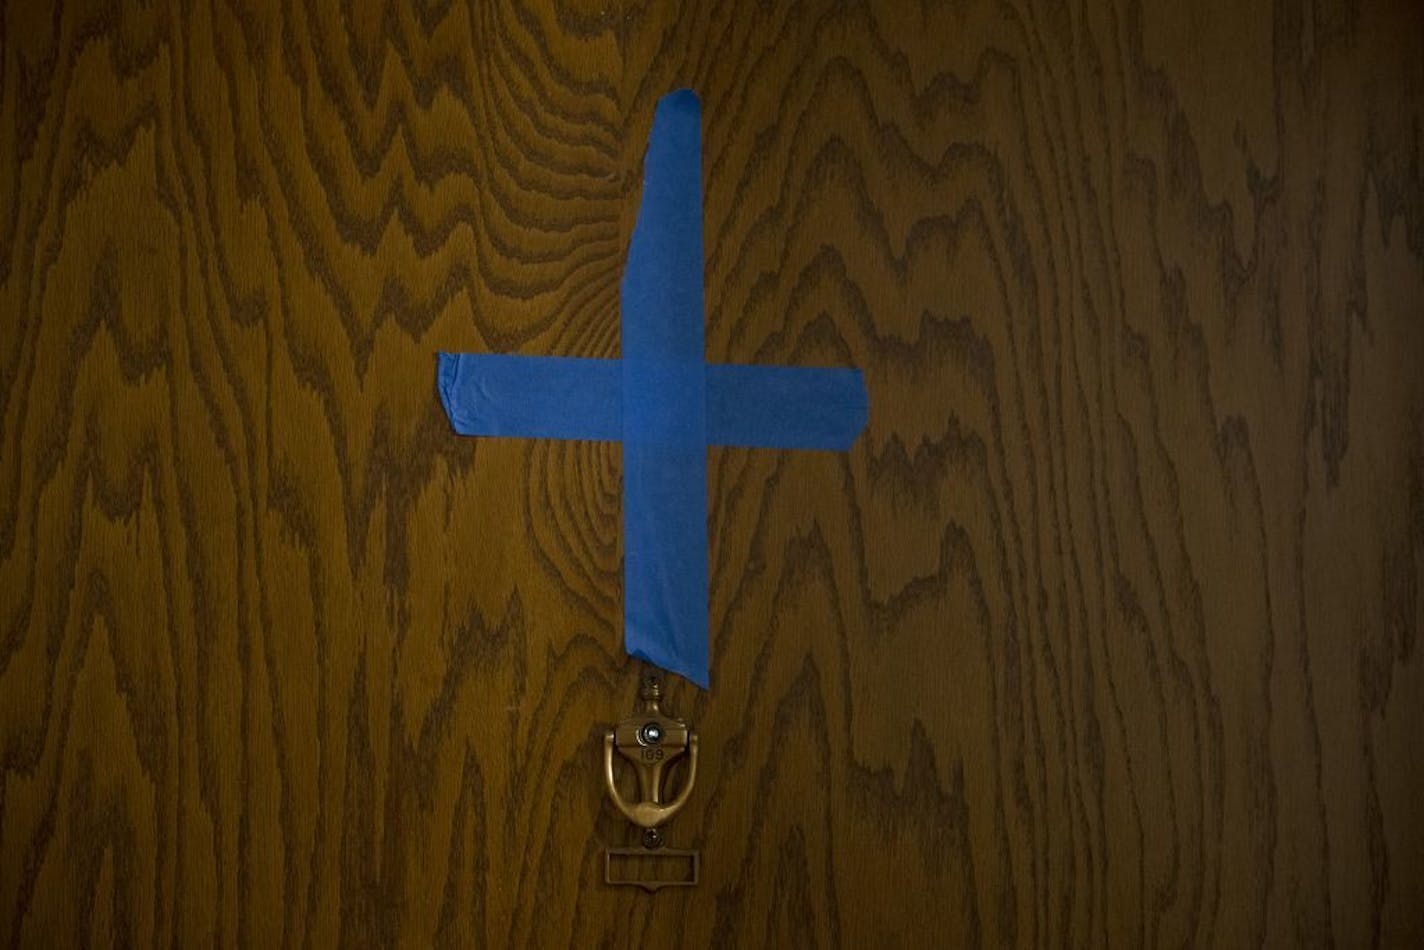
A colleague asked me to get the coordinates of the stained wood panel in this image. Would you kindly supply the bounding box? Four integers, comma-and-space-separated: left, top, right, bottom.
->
2, 0, 1422, 946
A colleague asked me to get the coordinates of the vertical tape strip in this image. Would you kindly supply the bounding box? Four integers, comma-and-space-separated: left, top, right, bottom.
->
620, 89, 709, 685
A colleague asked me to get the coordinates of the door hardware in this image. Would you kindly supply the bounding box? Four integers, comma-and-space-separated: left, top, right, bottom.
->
602, 675, 699, 891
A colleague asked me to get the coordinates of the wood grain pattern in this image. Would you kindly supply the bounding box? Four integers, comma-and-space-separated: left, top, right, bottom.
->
2, 0, 1422, 945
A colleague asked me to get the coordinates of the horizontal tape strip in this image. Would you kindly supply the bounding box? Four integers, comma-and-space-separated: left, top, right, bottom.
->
437, 353, 620, 442
438, 353, 866, 451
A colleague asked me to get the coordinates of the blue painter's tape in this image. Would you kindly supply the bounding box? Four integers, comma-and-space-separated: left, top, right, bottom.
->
707, 364, 867, 450
621, 89, 709, 686
437, 352, 867, 453
437, 352, 621, 441
435, 87, 870, 690
621, 89, 705, 366
622, 440, 707, 684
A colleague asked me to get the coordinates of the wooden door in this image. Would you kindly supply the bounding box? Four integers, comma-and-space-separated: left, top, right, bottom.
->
3, 0, 1422, 946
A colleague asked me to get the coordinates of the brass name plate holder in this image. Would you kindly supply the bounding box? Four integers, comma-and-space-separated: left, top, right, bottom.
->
603, 676, 699, 892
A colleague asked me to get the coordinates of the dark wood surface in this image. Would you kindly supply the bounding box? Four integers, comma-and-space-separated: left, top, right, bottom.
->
2, 0, 1422, 945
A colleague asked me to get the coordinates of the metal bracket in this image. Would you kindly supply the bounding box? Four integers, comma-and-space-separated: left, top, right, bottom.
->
604, 842, 700, 892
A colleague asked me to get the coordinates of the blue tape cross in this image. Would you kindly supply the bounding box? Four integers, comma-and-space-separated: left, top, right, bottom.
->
438, 89, 868, 688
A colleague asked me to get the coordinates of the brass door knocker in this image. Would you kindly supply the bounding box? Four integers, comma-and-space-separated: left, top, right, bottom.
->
603, 675, 699, 890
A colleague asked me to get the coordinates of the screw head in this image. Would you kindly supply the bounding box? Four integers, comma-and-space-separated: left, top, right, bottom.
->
642, 827, 663, 849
